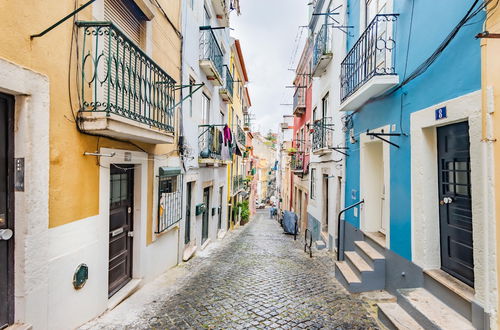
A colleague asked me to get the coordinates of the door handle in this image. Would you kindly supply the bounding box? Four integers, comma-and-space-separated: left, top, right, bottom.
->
440, 197, 454, 205
0, 229, 13, 241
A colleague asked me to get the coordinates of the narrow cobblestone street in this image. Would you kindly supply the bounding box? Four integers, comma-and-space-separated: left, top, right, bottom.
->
82, 210, 379, 329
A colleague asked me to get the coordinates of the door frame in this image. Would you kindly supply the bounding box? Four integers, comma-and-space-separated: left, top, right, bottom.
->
99, 148, 148, 292
108, 164, 135, 297
359, 125, 391, 246
410, 92, 490, 295
1, 92, 15, 327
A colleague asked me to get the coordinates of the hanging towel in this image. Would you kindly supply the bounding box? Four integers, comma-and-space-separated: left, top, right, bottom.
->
223, 125, 233, 145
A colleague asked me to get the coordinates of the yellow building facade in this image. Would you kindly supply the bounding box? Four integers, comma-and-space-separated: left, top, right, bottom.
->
227, 39, 250, 228
0, 0, 184, 328
481, 4, 500, 327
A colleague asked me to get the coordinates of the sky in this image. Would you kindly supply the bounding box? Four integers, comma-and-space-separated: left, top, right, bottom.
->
230, 0, 308, 135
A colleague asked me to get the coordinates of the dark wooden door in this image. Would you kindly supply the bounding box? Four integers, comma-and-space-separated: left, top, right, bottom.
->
185, 182, 192, 244
0, 93, 14, 328
202, 187, 210, 244
437, 122, 474, 287
109, 165, 134, 297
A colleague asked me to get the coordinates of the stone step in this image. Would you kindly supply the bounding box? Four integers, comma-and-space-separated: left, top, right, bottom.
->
377, 302, 424, 330
315, 240, 326, 250
364, 231, 386, 254
355, 240, 384, 267
398, 288, 474, 330
345, 250, 373, 278
423, 269, 474, 322
335, 261, 365, 293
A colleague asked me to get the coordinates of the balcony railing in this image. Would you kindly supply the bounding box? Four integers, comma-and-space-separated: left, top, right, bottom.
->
232, 174, 247, 193
220, 65, 234, 102
77, 21, 176, 132
293, 87, 306, 115
198, 125, 224, 160
312, 24, 333, 76
243, 113, 251, 130
312, 117, 333, 151
237, 125, 246, 146
340, 14, 399, 103
199, 27, 224, 82
291, 151, 305, 172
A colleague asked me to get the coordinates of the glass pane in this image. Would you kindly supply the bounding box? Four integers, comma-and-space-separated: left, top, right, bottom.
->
111, 174, 121, 203
120, 174, 127, 201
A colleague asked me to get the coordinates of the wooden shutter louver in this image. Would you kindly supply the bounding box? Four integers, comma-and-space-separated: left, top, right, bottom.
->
104, 0, 145, 46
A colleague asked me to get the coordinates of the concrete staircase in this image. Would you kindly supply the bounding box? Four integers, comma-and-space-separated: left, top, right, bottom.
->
334, 236, 386, 292
377, 270, 477, 330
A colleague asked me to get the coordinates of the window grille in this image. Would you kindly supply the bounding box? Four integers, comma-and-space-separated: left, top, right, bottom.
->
157, 168, 183, 233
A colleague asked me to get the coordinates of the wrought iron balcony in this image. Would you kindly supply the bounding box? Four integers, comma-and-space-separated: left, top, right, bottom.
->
199, 27, 224, 86
198, 124, 230, 164
339, 14, 399, 111
312, 24, 333, 77
243, 113, 251, 131
293, 87, 306, 116
232, 174, 247, 194
290, 151, 306, 173
236, 125, 246, 146
312, 117, 333, 153
76, 21, 176, 144
219, 65, 234, 103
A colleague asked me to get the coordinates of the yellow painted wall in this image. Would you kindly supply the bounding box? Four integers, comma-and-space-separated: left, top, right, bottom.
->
481, 4, 500, 327
227, 42, 248, 228
0, 0, 181, 230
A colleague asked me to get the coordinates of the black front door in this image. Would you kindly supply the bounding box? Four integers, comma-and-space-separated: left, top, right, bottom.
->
202, 187, 210, 244
437, 122, 474, 287
0, 93, 14, 329
109, 165, 134, 297
185, 182, 192, 244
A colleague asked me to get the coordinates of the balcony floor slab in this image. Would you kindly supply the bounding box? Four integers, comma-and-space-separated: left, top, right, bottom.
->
340, 75, 399, 112
78, 112, 174, 144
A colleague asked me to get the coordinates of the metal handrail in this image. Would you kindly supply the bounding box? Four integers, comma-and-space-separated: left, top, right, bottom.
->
337, 200, 365, 261
340, 14, 399, 102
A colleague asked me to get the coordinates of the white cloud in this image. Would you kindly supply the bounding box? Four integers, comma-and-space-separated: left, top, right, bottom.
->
231, 0, 307, 134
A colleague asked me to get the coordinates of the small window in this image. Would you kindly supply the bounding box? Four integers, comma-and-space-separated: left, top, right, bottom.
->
157, 168, 183, 233
322, 93, 329, 119
201, 93, 210, 125
310, 169, 316, 199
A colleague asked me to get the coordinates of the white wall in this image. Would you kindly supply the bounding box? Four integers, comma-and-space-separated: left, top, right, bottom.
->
307, 0, 347, 246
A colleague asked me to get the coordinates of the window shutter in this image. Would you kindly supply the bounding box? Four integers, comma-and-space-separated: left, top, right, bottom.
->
104, 0, 144, 46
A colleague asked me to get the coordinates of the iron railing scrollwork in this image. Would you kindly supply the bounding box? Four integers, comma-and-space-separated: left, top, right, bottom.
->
223, 65, 234, 98
199, 26, 224, 79
243, 113, 251, 129
312, 117, 333, 151
237, 125, 246, 145
198, 125, 224, 160
313, 24, 332, 69
77, 21, 176, 132
340, 14, 398, 102
157, 174, 183, 233
291, 151, 305, 172
293, 87, 306, 113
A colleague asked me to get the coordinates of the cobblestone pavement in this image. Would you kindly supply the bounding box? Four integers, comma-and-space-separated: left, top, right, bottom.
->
82, 210, 379, 329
